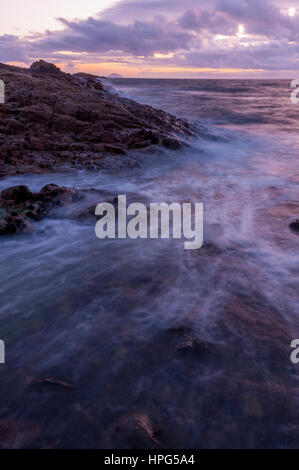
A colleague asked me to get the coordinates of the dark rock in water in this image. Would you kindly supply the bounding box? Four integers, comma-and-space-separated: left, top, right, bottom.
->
104, 144, 126, 155
0, 184, 81, 236
0, 60, 197, 176
1, 185, 32, 202
162, 137, 182, 150
37, 377, 76, 389
289, 219, 299, 232
197, 242, 222, 256
0, 215, 32, 235
167, 324, 211, 358
0, 418, 41, 448
104, 413, 161, 449
30, 60, 61, 75
39, 184, 79, 205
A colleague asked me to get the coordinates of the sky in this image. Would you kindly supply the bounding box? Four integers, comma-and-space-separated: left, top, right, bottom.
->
1, 0, 299, 78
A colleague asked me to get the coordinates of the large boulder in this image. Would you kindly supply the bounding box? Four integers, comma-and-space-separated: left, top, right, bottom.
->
30, 60, 61, 75
1, 185, 32, 202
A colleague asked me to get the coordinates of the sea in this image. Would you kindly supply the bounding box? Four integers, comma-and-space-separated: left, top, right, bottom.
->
0, 79, 298, 448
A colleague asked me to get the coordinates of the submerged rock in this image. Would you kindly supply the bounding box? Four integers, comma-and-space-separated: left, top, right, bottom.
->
1, 185, 32, 203
104, 413, 161, 449
37, 377, 76, 389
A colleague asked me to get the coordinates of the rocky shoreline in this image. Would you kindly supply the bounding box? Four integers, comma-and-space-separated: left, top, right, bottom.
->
0, 60, 198, 236
0, 60, 196, 177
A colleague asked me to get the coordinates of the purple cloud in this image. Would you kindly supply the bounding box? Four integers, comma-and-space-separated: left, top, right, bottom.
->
0, 35, 29, 62
217, 0, 299, 40
1, 0, 299, 76
29, 16, 193, 57
178, 9, 235, 34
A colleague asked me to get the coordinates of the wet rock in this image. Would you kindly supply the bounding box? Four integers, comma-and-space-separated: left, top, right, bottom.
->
0, 184, 81, 236
69, 142, 90, 152
20, 103, 53, 123
39, 184, 79, 205
0, 418, 41, 449
1, 185, 32, 202
0, 60, 197, 176
37, 377, 76, 389
198, 243, 223, 256
0, 216, 27, 235
104, 144, 126, 155
4, 118, 25, 132
162, 137, 182, 150
104, 413, 161, 449
93, 143, 106, 153
167, 324, 210, 358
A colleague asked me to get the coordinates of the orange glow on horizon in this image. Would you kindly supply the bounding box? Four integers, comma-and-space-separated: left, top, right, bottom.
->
70, 62, 266, 77
5, 61, 266, 78
5, 61, 29, 68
